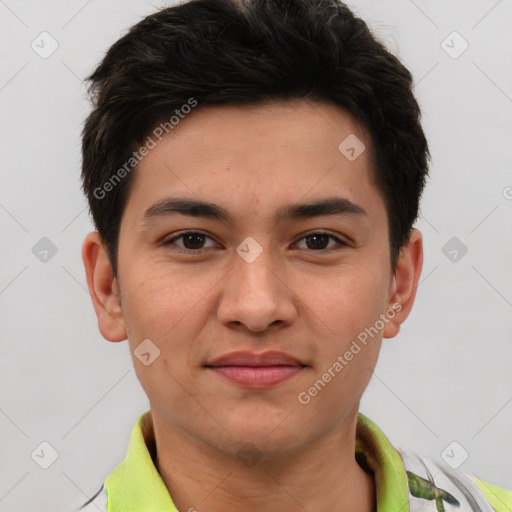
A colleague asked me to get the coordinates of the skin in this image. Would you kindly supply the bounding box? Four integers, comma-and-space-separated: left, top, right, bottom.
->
82, 99, 423, 512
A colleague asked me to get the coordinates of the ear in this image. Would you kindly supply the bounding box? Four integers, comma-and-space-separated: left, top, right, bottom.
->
82, 231, 127, 342
383, 229, 423, 339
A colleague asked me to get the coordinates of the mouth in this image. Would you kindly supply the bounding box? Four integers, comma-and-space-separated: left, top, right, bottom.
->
204, 350, 308, 389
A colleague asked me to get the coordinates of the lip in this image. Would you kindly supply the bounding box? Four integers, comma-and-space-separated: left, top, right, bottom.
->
204, 350, 307, 389
206, 350, 306, 367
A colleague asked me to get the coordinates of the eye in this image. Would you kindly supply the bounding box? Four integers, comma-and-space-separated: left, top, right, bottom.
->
162, 231, 217, 253
293, 231, 348, 252
162, 230, 348, 253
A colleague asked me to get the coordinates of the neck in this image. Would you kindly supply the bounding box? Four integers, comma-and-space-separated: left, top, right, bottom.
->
148, 408, 376, 512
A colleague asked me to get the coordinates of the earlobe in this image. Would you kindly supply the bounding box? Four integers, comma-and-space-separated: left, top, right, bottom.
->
383, 229, 423, 339
82, 231, 127, 342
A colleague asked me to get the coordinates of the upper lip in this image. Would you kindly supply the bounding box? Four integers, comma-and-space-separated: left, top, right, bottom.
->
205, 350, 307, 367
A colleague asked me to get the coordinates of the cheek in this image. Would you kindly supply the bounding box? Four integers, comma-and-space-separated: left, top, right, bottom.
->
120, 271, 204, 408
306, 283, 384, 415
317, 266, 389, 336
308, 263, 389, 394
120, 268, 213, 377
121, 267, 200, 334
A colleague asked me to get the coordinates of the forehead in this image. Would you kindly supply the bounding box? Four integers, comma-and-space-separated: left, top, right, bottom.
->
122, 99, 383, 227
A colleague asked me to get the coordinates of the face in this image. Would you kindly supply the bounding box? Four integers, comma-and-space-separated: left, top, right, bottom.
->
83, 100, 422, 459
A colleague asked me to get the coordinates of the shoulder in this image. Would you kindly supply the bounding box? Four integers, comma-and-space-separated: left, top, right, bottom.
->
469, 476, 512, 512
399, 449, 512, 512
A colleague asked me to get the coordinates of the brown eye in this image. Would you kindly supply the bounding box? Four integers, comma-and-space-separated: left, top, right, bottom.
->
162, 230, 348, 254
180, 232, 207, 250
163, 231, 216, 252
294, 232, 347, 251
305, 233, 330, 250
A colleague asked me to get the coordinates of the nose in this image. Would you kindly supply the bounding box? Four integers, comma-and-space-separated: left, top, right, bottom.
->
216, 250, 298, 334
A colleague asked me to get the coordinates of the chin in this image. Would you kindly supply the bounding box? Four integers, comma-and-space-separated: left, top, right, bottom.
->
223, 416, 309, 453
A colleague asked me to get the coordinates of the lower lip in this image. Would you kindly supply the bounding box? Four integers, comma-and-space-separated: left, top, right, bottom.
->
206, 365, 304, 388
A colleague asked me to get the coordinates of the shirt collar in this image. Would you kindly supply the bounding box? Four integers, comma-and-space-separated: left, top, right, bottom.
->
104, 410, 410, 511
104, 411, 177, 511
356, 412, 410, 511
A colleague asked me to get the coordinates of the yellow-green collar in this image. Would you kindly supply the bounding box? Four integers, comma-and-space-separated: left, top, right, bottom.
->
356, 412, 410, 511
104, 410, 410, 511
104, 411, 178, 511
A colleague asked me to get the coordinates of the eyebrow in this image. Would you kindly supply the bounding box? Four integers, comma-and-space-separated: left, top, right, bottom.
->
142, 196, 367, 225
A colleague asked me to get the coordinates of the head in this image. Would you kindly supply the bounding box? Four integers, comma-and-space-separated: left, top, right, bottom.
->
82, 0, 427, 460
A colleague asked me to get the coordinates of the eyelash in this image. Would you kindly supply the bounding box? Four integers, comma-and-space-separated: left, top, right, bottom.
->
162, 230, 348, 254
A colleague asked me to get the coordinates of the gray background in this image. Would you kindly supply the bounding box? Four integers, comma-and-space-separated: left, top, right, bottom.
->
1, 0, 511, 510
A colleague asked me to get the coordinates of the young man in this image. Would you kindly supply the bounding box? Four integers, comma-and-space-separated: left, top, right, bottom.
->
79, 0, 511, 510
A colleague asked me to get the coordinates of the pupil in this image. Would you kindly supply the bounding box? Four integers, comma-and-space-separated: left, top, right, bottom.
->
184, 233, 205, 249
306, 234, 328, 250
